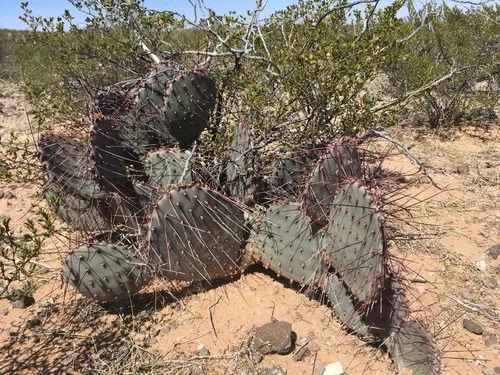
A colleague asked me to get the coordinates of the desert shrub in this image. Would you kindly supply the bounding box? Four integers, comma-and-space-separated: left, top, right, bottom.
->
383, 1, 500, 129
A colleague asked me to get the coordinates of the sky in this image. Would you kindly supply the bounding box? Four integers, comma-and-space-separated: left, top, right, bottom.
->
0, 0, 298, 29
0, 0, 486, 30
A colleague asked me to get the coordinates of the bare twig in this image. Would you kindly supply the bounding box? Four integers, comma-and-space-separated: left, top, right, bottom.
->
208, 295, 222, 340
358, 127, 442, 188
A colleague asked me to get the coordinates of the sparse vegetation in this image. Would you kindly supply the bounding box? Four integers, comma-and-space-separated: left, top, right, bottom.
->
0, 1, 498, 374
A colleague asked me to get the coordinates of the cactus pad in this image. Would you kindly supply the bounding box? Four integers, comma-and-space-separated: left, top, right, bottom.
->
63, 243, 152, 302
163, 70, 217, 148
136, 64, 180, 146
303, 143, 361, 227
250, 203, 325, 286
90, 117, 137, 197
37, 133, 108, 199
226, 122, 259, 202
323, 182, 386, 304
144, 149, 195, 187
388, 320, 441, 375
324, 273, 371, 336
147, 186, 249, 280
268, 150, 320, 199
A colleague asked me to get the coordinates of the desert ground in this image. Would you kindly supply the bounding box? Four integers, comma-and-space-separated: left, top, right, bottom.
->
0, 81, 498, 374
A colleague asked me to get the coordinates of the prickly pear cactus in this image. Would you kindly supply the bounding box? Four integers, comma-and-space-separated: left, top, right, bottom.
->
163, 70, 218, 149
249, 203, 325, 286
43, 183, 112, 232
364, 276, 407, 340
144, 149, 195, 187
136, 63, 180, 147
302, 143, 361, 228
93, 80, 152, 158
324, 273, 371, 336
322, 182, 386, 304
146, 186, 249, 280
89, 117, 137, 197
37, 133, 108, 199
388, 320, 441, 375
63, 243, 152, 302
268, 150, 320, 199
226, 122, 259, 203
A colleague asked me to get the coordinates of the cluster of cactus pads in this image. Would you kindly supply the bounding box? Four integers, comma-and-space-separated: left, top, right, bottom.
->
36, 62, 440, 374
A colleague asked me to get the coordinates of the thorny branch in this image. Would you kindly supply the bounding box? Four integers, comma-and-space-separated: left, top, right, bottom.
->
358, 127, 442, 189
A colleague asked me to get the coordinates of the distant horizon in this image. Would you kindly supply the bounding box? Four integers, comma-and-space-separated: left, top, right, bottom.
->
0, 0, 487, 30
2, 0, 295, 30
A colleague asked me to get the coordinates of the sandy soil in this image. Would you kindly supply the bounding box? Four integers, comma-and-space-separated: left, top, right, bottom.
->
0, 82, 498, 375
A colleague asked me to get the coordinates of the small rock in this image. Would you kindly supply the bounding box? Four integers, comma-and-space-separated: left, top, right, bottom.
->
475, 259, 487, 272
323, 362, 345, 375
253, 320, 295, 355
488, 244, 500, 260
463, 319, 484, 335
2, 191, 14, 199
293, 346, 311, 361
482, 369, 495, 375
252, 352, 263, 364
484, 334, 497, 348
456, 164, 470, 174
259, 366, 287, 375
484, 276, 498, 289
493, 366, 500, 374
461, 291, 474, 300
196, 344, 210, 356
9, 289, 35, 309
38, 298, 55, 309
25, 317, 41, 329
307, 340, 321, 353
314, 363, 326, 375
0, 163, 8, 174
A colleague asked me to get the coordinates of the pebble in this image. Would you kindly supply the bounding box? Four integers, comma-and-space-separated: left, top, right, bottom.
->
488, 244, 500, 260
463, 319, 484, 335
475, 259, 487, 272
9, 289, 35, 309
253, 320, 294, 355
484, 276, 498, 289
461, 291, 474, 300
323, 362, 345, 375
482, 368, 495, 375
314, 363, 326, 375
293, 346, 311, 361
456, 164, 470, 174
196, 344, 210, 356
494, 367, 500, 374
259, 366, 287, 375
484, 334, 497, 348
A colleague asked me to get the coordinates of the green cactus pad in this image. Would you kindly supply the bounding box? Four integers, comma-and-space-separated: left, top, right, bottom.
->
388, 320, 441, 375
90, 118, 137, 197
250, 203, 324, 286
63, 243, 152, 302
268, 151, 320, 199
147, 186, 249, 280
94, 80, 153, 158
43, 184, 112, 232
302, 143, 361, 228
324, 273, 371, 336
37, 133, 108, 199
136, 64, 180, 146
364, 276, 408, 340
323, 182, 386, 304
226, 122, 259, 202
163, 70, 217, 149
144, 149, 195, 187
